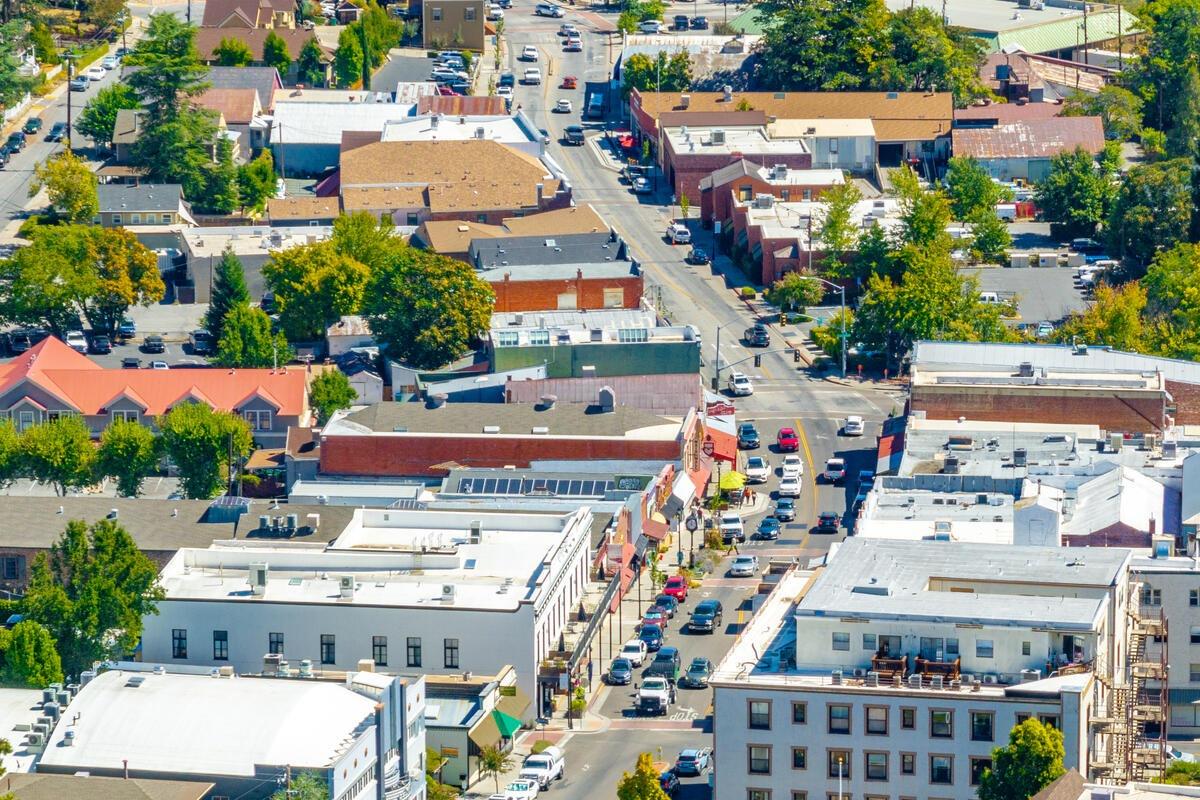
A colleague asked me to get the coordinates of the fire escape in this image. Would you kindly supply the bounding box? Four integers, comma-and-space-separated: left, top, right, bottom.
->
1090, 594, 1169, 784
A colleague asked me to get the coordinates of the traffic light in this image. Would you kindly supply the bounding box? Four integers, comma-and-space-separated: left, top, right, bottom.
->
754, 354, 762, 367
793, 349, 801, 363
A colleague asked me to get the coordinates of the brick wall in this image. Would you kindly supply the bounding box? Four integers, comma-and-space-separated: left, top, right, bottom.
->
665, 151, 814, 207
489, 272, 643, 312
910, 386, 1168, 434
1166, 379, 1200, 425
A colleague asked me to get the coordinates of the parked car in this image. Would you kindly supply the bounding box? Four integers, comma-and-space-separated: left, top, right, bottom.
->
778, 475, 802, 498
1036, 320, 1055, 338
816, 511, 840, 533
496, 85, 513, 99
88, 334, 112, 354
6, 131, 25, 151
680, 660, 712, 690
641, 605, 669, 631
854, 469, 875, 507
776, 427, 799, 452
781, 454, 804, 479
727, 371, 754, 396
498, 72, 515, 87
117, 316, 136, 338
843, 415, 865, 436
522, 68, 542, 85
737, 422, 760, 449
141, 335, 165, 353
685, 246, 709, 265
0, 148, 9, 168
729, 554, 760, 577
620, 638, 647, 667
70, 76, 89, 91
666, 223, 691, 244
65, 330, 88, 353
638, 18, 664, 33
756, 516, 781, 540
121, 357, 141, 369
688, 599, 723, 633
631, 176, 652, 194
518, 746, 565, 790
102, 55, 120, 69
149, 360, 169, 370
672, 13, 688, 29
823, 456, 847, 483
85, 65, 106, 81
486, 4, 504, 20
563, 125, 585, 145
22, 117, 42, 135
659, 771, 680, 797
47, 121, 68, 141
653, 594, 679, 618
690, 15, 709, 28
674, 746, 712, 773
638, 624, 665, 652
535, 1, 565, 15
189, 329, 214, 355
521, 44, 539, 61
607, 657, 633, 685
662, 575, 688, 602
554, 98, 572, 113
773, 496, 796, 521
719, 511, 744, 543
744, 456, 770, 483
1072, 237, 1104, 254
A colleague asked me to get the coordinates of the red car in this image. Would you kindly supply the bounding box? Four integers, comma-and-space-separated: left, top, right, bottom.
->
641, 606, 669, 631
663, 575, 688, 602
777, 427, 799, 452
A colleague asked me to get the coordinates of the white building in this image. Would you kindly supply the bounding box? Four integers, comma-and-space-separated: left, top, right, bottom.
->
711, 539, 1155, 800
37, 663, 426, 800
141, 507, 594, 716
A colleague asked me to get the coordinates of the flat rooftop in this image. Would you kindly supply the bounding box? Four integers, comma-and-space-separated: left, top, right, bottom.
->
491, 307, 652, 332
912, 340, 1200, 385
883, 0, 1095, 33
744, 198, 901, 242
182, 225, 335, 258
797, 538, 1130, 629
380, 114, 533, 144
158, 507, 591, 611
663, 125, 811, 156
857, 488, 1015, 543
911, 364, 1164, 392
478, 262, 639, 283
40, 669, 376, 776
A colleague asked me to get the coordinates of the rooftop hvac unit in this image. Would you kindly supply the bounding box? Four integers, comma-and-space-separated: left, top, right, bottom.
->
1110, 432, 1124, 452
339, 575, 355, 599
931, 675, 943, 690
259, 514, 270, 530
299, 659, 313, 677
866, 671, 879, 687
943, 456, 960, 474
263, 653, 282, 676
286, 514, 298, 532
1144, 433, 1158, 451
852, 668, 867, 678
908, 674, 922, 688
1164, 440, 1179, 459
1013, 448, 1027, 467
1018, 361, 1035, 377
753, 193, 774, 209
62, 730, 75, 747
248, 562, 268, 596
830, 670, 842, 684
25, 732, 43, 747
469, 520, 482, 544
441, 583, 456, 603
1020, 668, 1042, 683
983, 674, 998, 685
711, 129, 726, 145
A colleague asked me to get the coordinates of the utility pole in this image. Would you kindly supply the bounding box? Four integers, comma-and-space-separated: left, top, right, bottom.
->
187, 0, 191, 22
1081, 2, 1088, 68
64, 56, 75, 149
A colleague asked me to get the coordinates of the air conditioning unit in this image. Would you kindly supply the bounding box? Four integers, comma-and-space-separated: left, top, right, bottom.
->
831, 669, 842, 685
983, 674, 999, 685
339, 575, 355, 599
931, 675, 944, 690
25, 732, 44, 747
852, 667, 867, 678
248, 562, 269, 596
63, 730, 75, 747
1021, 668, 1042, 683
711, 129, 726, 145
441, 584, 457, 603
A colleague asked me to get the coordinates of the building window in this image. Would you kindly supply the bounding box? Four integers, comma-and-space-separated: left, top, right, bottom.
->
1143, 586, 1162, 606
603, 288, 624, 308
827, 750, 850, 780
1022, 640, 1031, 656
748, 745, 771, 775
901, 753, 915, 775
242, 410, 273, 431
976, 639, 994, 659
162, 213, 172, 223
617, 328, 649, 343
444, 638, 460, 668
1191, 626, 1200, 644
476, 213, 488, 223
407, 637, 422, 667
971, 711, 994, 742
971, 757, 992, 786
528, 329, 551, 346
1039, 714, 1059, 729
930, 709, 952, 738
930, 755, 952, 785
431, 6, 442, 19
372, 635, 388, 666
1191, 589, 1200, 607
865, 706, 887, 735
748, 791, 770, 800
829, 139, 839, 154
792, 794, 807, 800
792, 702, 807, 724
862, 633, 876, 651
749, 700, 771, 730
832, 632, 850, 651
1016, 712, 1031, 724
131, 213, 141, 224
269, 632, 284, 655
780, 189, 790, 201
738, 185, 752, 201
865, 752, 887, 781
1, 558, 19, 581
901, 707, 915, 729
172, 629, 187, 659
792, 748, 807, 770
406, 212, 420, 226
802, 188, 812, 200
828, 704, 850, 734
111, 410, 139, 423
213, 630, 228, 661
321, 634, 336, 664
464, 6, 475, 18
112, 214, 122, 225
496, 331, 519, 347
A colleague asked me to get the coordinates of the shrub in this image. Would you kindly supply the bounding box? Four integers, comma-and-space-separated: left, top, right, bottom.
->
530, 740, 554, 755
740, 286, 756, 298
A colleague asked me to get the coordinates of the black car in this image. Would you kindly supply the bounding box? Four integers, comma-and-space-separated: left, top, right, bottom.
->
737, 421, 760, 449
672, 13, 688, 29
7, 131, 25, 151
47, 122, 68, 142
88, 334, 112, 354
686, 246, 709, 265
189, 329, 215, 356
23, 117, 42, 135
659, 771, 680, 797
4, 330, 31, 355
563, 125, 585, 146
121, 357, 141, 369
816, 511, 841, 532
690, 15, 709, 28
141, 335, 165, 354
688, 599, 723, 633
745, 323, 770, 347
0, 149, 9, 168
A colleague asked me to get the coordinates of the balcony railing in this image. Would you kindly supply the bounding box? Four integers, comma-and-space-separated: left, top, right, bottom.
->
915, 656, 961, 680
870, 651, 908, 679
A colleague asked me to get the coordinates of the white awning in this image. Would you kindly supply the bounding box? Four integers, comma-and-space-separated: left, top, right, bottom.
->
662, 471, 696, 518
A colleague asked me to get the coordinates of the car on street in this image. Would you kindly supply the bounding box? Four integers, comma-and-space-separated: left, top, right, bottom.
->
666, 222, 691, 244
653, 594, 679, 618
778, 475, 802, 498
563, 38, 582, 52
823, 456, 847, 483
518, 747, 565, 791
22, 117, 42, 135
70, 75, 89, 91
65, 330, 88, 353
486, 5, 503, 20
498, 72, 515, 87
728, 372, 754, 396
496, 85, 513, 99
645, 647, 682, 682
659, 771, 680, 797
141, 335, 165, 353
554, 98, 572, 113
558, 22, 579, 35
690, 15, 709, 28
560, 75, 577, 89
607, 657, 633, 685
623, 164, 649, 184
522, 68, 542, 84
777, 427, 799, 451
563, 125, 585, 145
521, 44, 539, 61
773, 496, 796, 521
685, 246, 709, 265
843, 415, 865, 436
756, 516, 781, 540
631, 176, 652, 194
688, 599, 723, 633
0, 149, 9, 168
535, 1, 565, 15
85, 65, 106, 81
781, 454, 804, 479
492, 779, 539, 800
641, 605, 669, 631
638, 19, 665, 33
674, 746, 712, 774
738, 422, 760, 449
47, 122, 68, 141
816, 511, 840, 533
729, 554, 759, 577
621, 638, 647, 666
638, 624, 665, 652
719, 511, 744, 543
6, 131, 25, 151
680, 659, 712, 689
102, 55, 120, 69
662, 575, 688, 602
744, 323, 770, 347
744, 456, 770, 483
88, 334, 112, 354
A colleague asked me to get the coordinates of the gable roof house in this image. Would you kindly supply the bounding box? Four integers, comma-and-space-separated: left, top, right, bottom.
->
205, 65, 283, 111
201, 0, 296, 28
195, 87, 269, 152
0, 337, 311, 445
95, 184, 195, 228
195, 29, 331, 86
951, 116, 1106, 182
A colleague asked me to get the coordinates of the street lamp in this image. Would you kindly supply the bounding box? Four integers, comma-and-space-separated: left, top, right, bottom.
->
63, 54, 76, 150
803, 275, 847, 379
685, 512, 698, 568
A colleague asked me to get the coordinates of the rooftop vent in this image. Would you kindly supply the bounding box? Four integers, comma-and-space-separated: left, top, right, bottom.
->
469, 521, 482, 544
943, 456, 960, 474
722, 85, 733, 102
248, 562, 268, 595
1013, 447, 1027, 467
598, 385, 616, 412
539, 394, 557, 409
531, 426, 550, 434
680, 94, 690, 109
711, 129, 726, 145
1017, 361, 1034, 377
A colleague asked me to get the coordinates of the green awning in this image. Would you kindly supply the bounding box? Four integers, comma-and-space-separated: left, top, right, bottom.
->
491, 709, 523, 739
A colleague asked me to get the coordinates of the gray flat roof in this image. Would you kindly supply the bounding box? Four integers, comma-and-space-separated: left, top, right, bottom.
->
798, 538, 1129, 629
328, 402, 682, 438
912, 340, 1200, 385
471, 232, 628, 268
884, 0, 1088, 33
962, 267, 1088, 324
97, 184, 182, 213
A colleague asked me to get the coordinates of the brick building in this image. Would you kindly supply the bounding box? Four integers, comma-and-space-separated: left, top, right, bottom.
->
698, 160, 844, 229
659, 122, 813, 204
485, 264, 643, 312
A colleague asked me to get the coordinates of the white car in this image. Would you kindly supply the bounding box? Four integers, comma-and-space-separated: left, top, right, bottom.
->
522, 68, 542, 84
101, 55, 120, 70
666, 222, 691, 244
554, 98, 573, 113
844, 415, 865, 436
65, 330, 87, 353
521, 45, 539, 61
638, 19, 664, 33
558, 22, 579, 35
823, 457, 846, 483
777, 475, 802, 498
496, 85, 513, 98
729, 555, 759, 578
85, 65, 106, 81
719, 512, 745, 543
493, 780, 540, 800
486, 4, 504, 19
535, 1, 565, 15
150, 360, 169, 370
728, 372, 754, 396
781, 454, 804, 479
620, 639, 647, 667
744, 456, 770, 484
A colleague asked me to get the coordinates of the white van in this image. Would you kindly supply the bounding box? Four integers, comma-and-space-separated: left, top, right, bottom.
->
522, 68, 542, 85
995, 203, 1017, 222
666, 223, 691, 244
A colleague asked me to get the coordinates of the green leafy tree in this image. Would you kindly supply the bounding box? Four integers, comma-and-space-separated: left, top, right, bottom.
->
756, 0, 890, 93
335, 27, 364, 87
816, 179, 862, 273
29, 22, 57, 65
620, 50, 691, 97
478, 746, 512, 795
1063, 85, 1144, 141
297, 37, 325, 85
263, 30, 291, 74
158, 403, 254, 499
1, 620, 63, 687
870, 6, 988, 104
19, 416, 96, 496
0, 421, 19, 488
29, 150, 99, 224
967, 208, 1012, 263
1108, 158, 1193, 277
238, 149, 277, 213
24, 518, 165, 677
96, 419, 161, 498
809, 307, 853, 364
893, 166, 952, 252
75, 83, 140, 148
945, 156, 1009, 221
0, 21, 39, 110
133, 113, 221, 199
214, 305, 294, 368
269, 773, 328, 800
205, 248, 251, 342
364, 244, 495, 369
1128, 0, 1200, 148
202, 135, 241, 214
1034, 146, 1115, 238
263, 241, 371, 340
332, 211, 404, 268
853, 223, 896, 280
616, 752, 669, 800
310, 369, 359, 424
214, 36, 253, 66
1054, 282, 1147, 354
978, 718, 1065, 800
1143, 242, 1200, 359
1141, 127, 1168, 162
765, 271, 825, 314
617, 9, 640, 33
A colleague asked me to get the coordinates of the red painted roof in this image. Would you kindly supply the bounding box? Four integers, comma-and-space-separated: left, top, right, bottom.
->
1, 336, 309, 417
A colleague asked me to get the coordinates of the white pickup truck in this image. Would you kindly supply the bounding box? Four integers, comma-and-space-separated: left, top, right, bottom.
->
637, 676, 676, 715
519, 746, 565, 790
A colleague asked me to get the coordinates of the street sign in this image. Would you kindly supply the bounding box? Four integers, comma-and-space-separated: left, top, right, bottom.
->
702, 440, 715, 456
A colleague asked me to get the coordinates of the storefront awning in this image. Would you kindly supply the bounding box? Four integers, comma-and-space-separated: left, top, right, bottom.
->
706, 428, 738, 465
662, 472, 696, 518
642, 516, 669, 541
497, 686, 532, 722
468, 714, 502, 750
491, 709, 523, 739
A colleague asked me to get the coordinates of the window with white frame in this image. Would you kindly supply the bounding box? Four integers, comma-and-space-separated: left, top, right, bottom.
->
528, 329, 551, 346
131, 213, 141, 224
1143, 586, 1162, 606
617, 328, 649, 343
111, 410, 139, 423
832, 632, 849, 651
976, 639, 994, 659
242, 410, 273, 431
496, 331, 519, 347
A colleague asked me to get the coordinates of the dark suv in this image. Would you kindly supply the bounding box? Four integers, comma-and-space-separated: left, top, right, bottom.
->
745, 323, 770, 347
563, 125, 585, 146
688, 599, 723, 633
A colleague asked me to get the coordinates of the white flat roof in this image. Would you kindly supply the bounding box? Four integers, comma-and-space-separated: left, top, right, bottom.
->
663, 125, 810, 156
884, 0, 1088, 33
272, 102, 417, 144
0, 689, 49, 774
40, 670, 375, 775
381, 114, 532, 144
768, 118, 876, 138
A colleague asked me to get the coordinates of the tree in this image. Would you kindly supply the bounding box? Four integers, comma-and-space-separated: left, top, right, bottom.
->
1063, 85, 1144, 141
0, 21, 39, 111
1, 620, 63, 687
75, 83, 141, 148
263, 30, 291, 74
967, 208, 1012, 263
945, 156, 1008, 221
1143, 242, 1200, 359
616, 752, 669, 800
809, 307, 853, 364
262, 241, 371, 340
816, 179, 862, 272
269, 773, 328, 800
213, 36, 253, 66
158, 403, 254, 499
1034, 146, 1115, 238
202, 135, 241, 214
133, 113, 220, 199
1108, 158, 1192, 277
335, 27, 364, 87
332, 211, 404, 269
310, 369, 359, 424
0, 421, 19, 489
1055, 282, 1148, 353
238, 149, 277, 214
29, 22, 57, 65
19, 416, 96, 496
978, 718, 1065, 800
29, 150, 98, 224
853, 223, 896, 280
96, 419, 160, 498
893, 166, 952, 252
1167, 63, 1200, 158
205, 248, 251, 342
213, 305, 294, 368
871, 6, 988, 104
298, 37, 325, 86
24, 518, 164, 677
765, 271, 826, 314
620, 50, 691, 97
756, 0, 890, 93
478, 746, 512, 795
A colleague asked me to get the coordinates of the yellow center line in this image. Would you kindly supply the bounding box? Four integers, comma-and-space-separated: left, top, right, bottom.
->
794, 416, 819, 530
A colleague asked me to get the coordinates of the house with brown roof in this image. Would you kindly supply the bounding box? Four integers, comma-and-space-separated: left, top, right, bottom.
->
413, 203, 608, 260
111, 108, 145, 164
0, 337, 311, 445
195, 28, 331, 85
266, 195, 340, 225
201, 0, 295, 29
951, 116, 1105, 182
195, 86, 268, 151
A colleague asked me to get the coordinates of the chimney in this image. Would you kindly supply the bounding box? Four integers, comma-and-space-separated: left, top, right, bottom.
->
598, 385, 616, 412
123, 760, 129, 780
536, 183, 544, 204
680, 93, 690, 109
1150, 516, 1157, 536
431, 113, 440, 129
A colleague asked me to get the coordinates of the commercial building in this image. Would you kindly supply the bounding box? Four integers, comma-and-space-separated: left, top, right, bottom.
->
269, 101, 418, 176
140, 507, 594, 713
422, 0, 485, 52
38, 664, 427, 800
711, 538, 1164, 798
424, 667, 531, 791
660, 123, 814, 202
505, 373, 704, 416
378, 113, 545, 158
951, 116, 1106, 182
698, 160, 845, 226
414, 204, 609, 261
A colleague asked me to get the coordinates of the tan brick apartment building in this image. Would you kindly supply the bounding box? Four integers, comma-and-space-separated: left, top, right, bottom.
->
422, 0, 485, 51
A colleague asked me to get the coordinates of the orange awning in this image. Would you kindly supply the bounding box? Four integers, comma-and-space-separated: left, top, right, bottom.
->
643, 516, 670, 541
707, 428, 738, 464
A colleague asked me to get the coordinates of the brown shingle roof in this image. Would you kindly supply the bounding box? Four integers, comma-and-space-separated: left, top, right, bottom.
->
112, 108, 144, 145
416, 205, 606, 254
416, 220, 505, 253
267, 195, 340, 221
1030, 770, 1084, 800
201, 0, 291, 26
951, 116, 1104, 159
341, 186, 428, 212
5, 773, 214, 800
195, 87, 260, 124
196, 28, 330, 63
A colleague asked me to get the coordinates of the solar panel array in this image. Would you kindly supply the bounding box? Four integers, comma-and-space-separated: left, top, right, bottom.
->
456, 477, 615, 497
